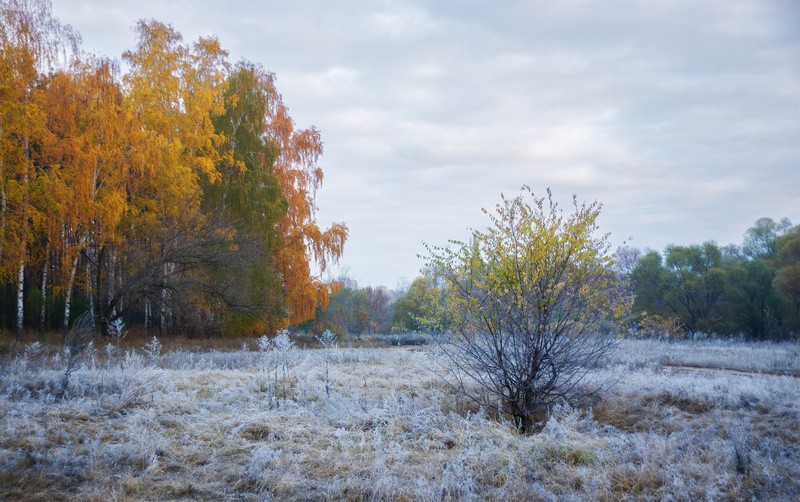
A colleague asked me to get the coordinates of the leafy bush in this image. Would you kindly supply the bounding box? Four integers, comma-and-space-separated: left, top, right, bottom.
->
425, 187, 631, 432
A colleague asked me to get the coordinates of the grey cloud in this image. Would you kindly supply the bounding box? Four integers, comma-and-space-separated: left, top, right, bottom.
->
53, 0, 799, 286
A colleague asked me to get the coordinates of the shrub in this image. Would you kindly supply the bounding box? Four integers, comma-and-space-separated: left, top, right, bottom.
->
425, 187, 631, 432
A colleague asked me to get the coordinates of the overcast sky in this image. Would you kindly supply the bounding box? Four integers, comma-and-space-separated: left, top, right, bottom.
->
54, 0, 800, 288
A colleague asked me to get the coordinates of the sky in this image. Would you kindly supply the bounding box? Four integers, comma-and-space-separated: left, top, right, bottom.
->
53, 0, 800, 288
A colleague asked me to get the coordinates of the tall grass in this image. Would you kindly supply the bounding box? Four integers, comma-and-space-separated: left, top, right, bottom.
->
0, 337, 797, 500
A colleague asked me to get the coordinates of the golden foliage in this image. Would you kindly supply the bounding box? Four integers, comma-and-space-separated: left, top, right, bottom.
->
261, 72, 348, 324
0, 4, 347, 333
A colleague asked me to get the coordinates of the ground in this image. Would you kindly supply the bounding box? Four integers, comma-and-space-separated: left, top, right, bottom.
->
0, 336, 798, 500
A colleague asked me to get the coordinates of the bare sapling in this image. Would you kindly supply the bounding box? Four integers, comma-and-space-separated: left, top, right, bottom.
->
316, 329, 337, 397
58, 311, 95, 399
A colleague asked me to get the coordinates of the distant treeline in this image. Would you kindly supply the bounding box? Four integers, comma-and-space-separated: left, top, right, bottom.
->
299, 275, 443, 337
0, 0, 346, 339
627, 217, 798, 340
324, 217, 798, 341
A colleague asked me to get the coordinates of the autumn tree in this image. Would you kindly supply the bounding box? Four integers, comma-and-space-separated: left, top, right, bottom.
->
425, 187, 630, 433
391, 275, 446, 333
363, 285, 393, 333
84, 19, 231, 337
204, 61, 288, 333
61, 59, 133, 332
260, 72, 348, 325
0, 7, 348, 337
0, 0, 78, 338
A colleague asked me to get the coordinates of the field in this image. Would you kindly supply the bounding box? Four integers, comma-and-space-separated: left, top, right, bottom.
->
0, 336, 798, 501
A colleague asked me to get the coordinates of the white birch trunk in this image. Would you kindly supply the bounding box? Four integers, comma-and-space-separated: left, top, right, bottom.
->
15, 134, 30, 340
39, 248, 48, 329
16, 260, 24, 337
63, 255, 80, 332
160, 266, 167, 335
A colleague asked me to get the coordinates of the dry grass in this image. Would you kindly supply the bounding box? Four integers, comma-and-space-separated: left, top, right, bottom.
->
0, 336, 798, 500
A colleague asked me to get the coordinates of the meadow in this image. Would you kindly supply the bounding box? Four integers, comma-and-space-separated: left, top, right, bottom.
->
0, 335, 798, 501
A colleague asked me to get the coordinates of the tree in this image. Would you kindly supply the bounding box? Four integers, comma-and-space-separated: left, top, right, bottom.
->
661, 242, 727, 334
54, 58, 132, 334
0, 8, 348, 337
727, 258, 785, 340
391, 275, 444, 332
630, 251, 669, 317
318, 286, 375, 336
97, 19, 233, 337
204, 62, 288, 333
742, 217, 793, 259
363, 285, 393, 333
773, 226, 800, 335
302, 278, 394, 335
260, 71, 348, 325
425, 187, 630, 433
0, 0, 78, 338
612, 245, 642, 276
628, 219, 798, 339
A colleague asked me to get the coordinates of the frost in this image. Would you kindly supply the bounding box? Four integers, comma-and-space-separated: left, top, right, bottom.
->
143, 336, 163, 361
0, 337, 797, 500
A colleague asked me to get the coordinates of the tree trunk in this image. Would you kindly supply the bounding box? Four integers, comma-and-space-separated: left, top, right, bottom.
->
63, 254, 80, 336
106, 244, 116, 319
0, 139, 5, 266
509, 399, 534, 434
15, 135, 31, 342
145, 299, 151, 333
160, 263, 168, 336
93, 245, 107, 336
86, 262, 95, 328
15, 259, 25, 341
39, 241, 49, 330
0, 168, 5, 331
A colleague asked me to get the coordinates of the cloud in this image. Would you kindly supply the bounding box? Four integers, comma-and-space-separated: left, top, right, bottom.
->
369, 4, 440, 41
53, 0, 800, 286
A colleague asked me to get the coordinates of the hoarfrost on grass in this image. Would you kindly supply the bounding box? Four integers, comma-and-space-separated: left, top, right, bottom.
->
0, 337, 798, 500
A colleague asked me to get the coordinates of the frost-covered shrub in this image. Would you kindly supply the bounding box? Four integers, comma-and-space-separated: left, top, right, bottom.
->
108, 318, 127, 349
143, 336, 163, 361
24, 341, 44, 359
59, 311, 95, 399
12, 341, 45, 373
316, 330, 338, 397
274, 330, 295, 353
104, 352, 161, 414
316, 329, 337, 348
255, 330, 300, 406
257, 334, 273, 353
